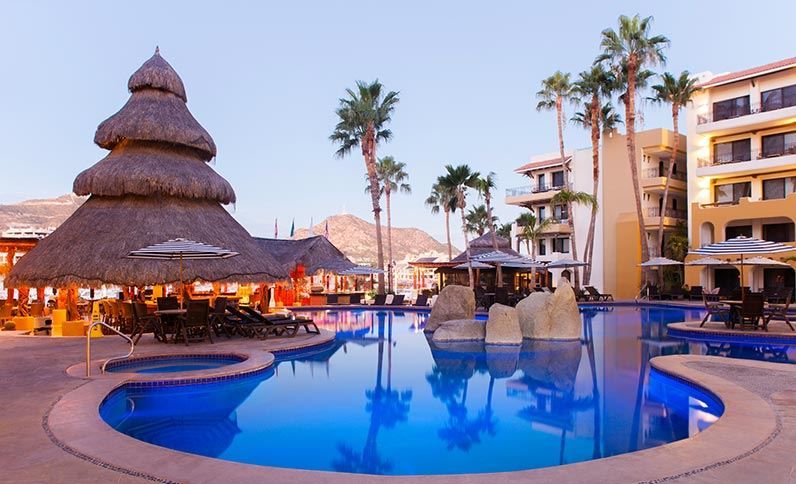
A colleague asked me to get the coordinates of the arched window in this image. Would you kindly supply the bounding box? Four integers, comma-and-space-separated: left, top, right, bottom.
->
700, 222, 714, 246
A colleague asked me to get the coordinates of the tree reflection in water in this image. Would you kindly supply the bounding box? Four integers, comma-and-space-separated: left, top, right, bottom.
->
333, 311, 412, 474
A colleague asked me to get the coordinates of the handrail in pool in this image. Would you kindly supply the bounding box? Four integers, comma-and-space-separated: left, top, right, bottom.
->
86, 321, 135, 377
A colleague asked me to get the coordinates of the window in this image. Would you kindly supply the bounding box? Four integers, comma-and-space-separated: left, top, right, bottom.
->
713, 139, 751, 163
538, 206, 546, 221
537, 173, 546, 191
714, 182, 751, 204
553, 204, 568, 221
763, 223, 795, 243
553, 237, 570, 253
672, 198, 678, 210
538, 239, 547, 256
713, 95, 750, 121
763, 177, 796, 200
551, 171, 565, 188
725, 225, 753, 239
761, 131, 796, 158
761, 85, 796, 111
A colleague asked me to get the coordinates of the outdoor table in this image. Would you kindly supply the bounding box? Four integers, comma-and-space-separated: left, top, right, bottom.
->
154, 309, 187, 342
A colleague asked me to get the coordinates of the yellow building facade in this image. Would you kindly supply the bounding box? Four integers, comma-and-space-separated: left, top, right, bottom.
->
685, 57, 796, 292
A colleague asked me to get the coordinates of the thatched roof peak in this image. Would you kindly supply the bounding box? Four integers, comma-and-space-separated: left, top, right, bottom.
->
128, 48, 187, 102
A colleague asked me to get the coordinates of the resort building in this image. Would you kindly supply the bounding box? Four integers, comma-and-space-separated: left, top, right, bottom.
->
506, 128, 687, 299
685, 57, 796, 293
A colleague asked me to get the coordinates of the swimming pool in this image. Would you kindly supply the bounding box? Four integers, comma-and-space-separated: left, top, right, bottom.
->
100, 306, 783, 475
104, 354, 245, 374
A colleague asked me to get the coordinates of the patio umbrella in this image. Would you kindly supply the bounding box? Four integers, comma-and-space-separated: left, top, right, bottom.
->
127, 238, 239, 307
545, 258, 590, 269
337, 265, 384, 276
472, 251, 522, 263
733, 256, 791, 267
689, 236, 794, 295
685, 256, 733, 266
639, 257, 682, 267
454, 261, 493, 270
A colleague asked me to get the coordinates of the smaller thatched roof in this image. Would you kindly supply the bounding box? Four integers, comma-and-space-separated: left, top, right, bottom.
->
254, 236, 356, 275
128, 47, 187, 101
450, 232, 519, 263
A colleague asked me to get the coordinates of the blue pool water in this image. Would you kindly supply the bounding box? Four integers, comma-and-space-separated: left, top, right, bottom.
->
100, 306, 790, 475
105, 355, 244, 374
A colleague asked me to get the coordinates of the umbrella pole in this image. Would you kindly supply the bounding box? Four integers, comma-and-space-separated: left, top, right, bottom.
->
740, 254, 745, 298
179, 253, 184, 309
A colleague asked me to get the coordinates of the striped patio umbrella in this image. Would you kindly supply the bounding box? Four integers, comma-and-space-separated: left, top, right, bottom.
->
454, 261, 493, 270
689, 236, 794, 294
127, 238, 239, 307
685, 256, 733, 266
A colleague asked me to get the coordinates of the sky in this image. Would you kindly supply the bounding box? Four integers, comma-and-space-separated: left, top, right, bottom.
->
0, 1, 792, 248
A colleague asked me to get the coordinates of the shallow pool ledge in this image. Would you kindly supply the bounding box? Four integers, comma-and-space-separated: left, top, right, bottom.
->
45, 353, 787, 483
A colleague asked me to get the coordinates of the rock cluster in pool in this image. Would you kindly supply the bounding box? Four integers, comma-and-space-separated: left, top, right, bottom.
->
425, 279, 582, 343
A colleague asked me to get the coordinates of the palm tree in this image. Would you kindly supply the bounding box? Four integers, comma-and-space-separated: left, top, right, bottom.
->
438, 165, 481, 288
537, 71, 582, 285
550, 189, 598, 286
330, 80, 400, 294
649, 71, 698, 265
596, 14, 669, 284
570, 101, 622, 283
516, 212, 553, 258
495, 223, 513, 239
473, 172, 505, 287
465, 204, 498, 237
573, 65, 616, 284
425, 182, 457, 261
374, 156, 411, 292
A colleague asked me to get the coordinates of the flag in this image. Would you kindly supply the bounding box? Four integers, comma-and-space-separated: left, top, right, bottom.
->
274, 218, 278, 239
289, 218, 295, 238
324, 220, 329, 239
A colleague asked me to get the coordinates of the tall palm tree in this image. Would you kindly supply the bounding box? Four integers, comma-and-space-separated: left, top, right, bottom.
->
516, 212, 553, 258
648, 71, 698, 264
473, 172, 504, 287
375, 156, 411, 292
596, 14, 669, 284
537, 71, 582, 285
573, 65, 616, 284
330, 80, 400, 294
570, 101, 622, 283
438, 165, 481, 288
550, 189, 598, 287
465, 204, 498, 237
426, 182, 457, 261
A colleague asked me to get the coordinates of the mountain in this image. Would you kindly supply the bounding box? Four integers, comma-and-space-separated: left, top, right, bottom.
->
0, 194, 85, 233
293, 213, 454, 264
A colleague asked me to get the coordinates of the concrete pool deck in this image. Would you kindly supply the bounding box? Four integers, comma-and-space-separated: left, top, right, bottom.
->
1, 332, 795, 482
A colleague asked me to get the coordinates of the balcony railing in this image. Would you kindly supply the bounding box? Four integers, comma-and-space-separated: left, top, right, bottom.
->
696, 99, 796, 124
642, 167, 686, 180
646, 207, 686, 219
505, 182, 566, 198
516, 218, 569, 229
697, 142, 796, 168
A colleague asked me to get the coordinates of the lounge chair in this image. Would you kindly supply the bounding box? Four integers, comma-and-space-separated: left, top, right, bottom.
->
237, 306, 320, 339
763, 294, 793, 331
699, 294, 730, 327
414, 294, 429, 307
585, 286, 613, 301
389, 294, 405, 306
373, 294, 387, 306
732, 293, 765, 330
662, 286, 684, 300
689, 286, 703, 301
177, 300, 213, 345
574, 288, 592, 302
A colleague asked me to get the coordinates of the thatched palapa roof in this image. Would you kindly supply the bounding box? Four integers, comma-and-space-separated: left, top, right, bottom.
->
8, 49, 287, 287
254, 236, 356, 275
450, 232, 518, 263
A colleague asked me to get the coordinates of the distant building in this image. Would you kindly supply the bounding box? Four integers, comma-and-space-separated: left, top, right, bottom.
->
685, 57, 796, 293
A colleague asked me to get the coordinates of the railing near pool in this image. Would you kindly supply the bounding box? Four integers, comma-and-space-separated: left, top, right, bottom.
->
86, 321, 135, 377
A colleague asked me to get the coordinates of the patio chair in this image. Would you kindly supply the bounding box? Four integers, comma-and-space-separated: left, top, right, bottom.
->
209, 297, 228, 336
699, 294, 730, 327
414, 294, 429, 307
763, 294, 793, 332
373, 294, 387, 306
119, 301, 136, 334
349, 293, 362, 305
130, 301, 161, 344
733, 293, 765, 330
585, 286, 614, 301
157, 296, 179, 311
689, 286, 703, 301
495, 287, 509, 306
178, 300, 213, 345
390, 294, 405, 306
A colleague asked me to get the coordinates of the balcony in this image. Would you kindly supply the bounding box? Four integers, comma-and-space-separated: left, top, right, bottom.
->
644, 207, 686, 229
696, 142, 796, 178
641, 167, 687, 193
695, 102, 796, 137
516, 219, 571, 236
505, 182, 566, 206
692, 195, 796, 247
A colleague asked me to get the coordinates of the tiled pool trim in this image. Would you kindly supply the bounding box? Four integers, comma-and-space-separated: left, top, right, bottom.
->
45, 351, 785, 483
104, 352, 246, 371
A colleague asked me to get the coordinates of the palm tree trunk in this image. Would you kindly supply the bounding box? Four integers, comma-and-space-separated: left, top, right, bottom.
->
583, 96, 600, 285
363, 123, 386, 294
460, 199, 474, 289
625, 56, 651, 284
556, 97, 580, 287
485, 195, 503, 288
385, 187, 393, 293
444, 208, 452, 261
656, 106, 680, 287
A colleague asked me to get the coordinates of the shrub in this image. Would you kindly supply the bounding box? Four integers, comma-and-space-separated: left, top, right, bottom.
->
3, 321, 16, 331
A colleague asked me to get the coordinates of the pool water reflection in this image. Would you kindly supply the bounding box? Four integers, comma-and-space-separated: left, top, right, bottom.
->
101, 306, 772, 475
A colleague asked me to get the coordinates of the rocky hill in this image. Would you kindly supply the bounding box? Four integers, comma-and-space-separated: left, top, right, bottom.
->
0, 194, 85, 232
293, 213, 453, 264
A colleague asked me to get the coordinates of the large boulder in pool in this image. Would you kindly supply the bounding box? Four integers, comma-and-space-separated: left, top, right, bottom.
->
431, 319, 485, 342
425, 285, 475, 333
485, 303, 522, 345
517, 339, 582, 393
516, 292, 551, 339
485, 344, 520, 378
547, 279, 581, 340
